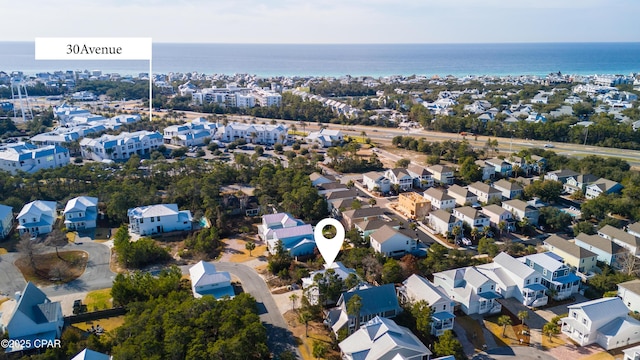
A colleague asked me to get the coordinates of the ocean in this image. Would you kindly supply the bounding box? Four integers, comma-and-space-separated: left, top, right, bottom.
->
1, 42, 639, 78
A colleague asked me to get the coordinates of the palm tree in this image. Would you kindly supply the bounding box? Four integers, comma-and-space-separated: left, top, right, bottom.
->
289, 293, 299, 311
452, 225, 462, 244
245, 241, 256, 256
498, 221, 507, 239
543, 322, 560, 342
498, 315, 512, 337
368, 198, 377, 206
471, 227, 479, 242
517, 310, 529, 327
299, 311, 313, 337
347, 294, 363, 332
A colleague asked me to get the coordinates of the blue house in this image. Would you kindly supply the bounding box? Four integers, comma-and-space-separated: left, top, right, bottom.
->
0, 204, 13, 239
520, 252, 580, 300
260, 213, 316, 257
327, 283, 402, 335
0, 101, 13, 112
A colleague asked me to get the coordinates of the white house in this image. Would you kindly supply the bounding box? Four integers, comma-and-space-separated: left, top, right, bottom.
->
310, 172, 336, 187
63, 196, 98, 231
5, 282, 64, 352
71, 348, 112, 360
338, 316, 431, 360
477, 252, 548, 307
475, 160, 496, 181
574, 233, 625, 268
127, 203, 193, 236
423, 187, 455, 211
80, 131, 163, 161
492, 179, 523, 199
447, 184, 478, 206
520, 252, 580, 300
385, 168, 414, 191
163, 119, 219, 147
302, 262, 358, 305
432, 267, 502, 315
16, 200, 57, 236
618, 279, 640, 314
362, 171, 391, 193
305, 129, 343, 147
0, 143, 70, 174
399, 274, 455, 336
427, 165, 454, 185
453, 206, 490, 230
369, 225, 416, 257
188, 260, 234, 299
623, 345, 640, 360
481, 204, 514, 230
561, 297, 640, 350
428, 209, 463, 236
485, 158, 513, 177
0, 204, 13, 239
407, 165, 434, 188
219, 123, 288, 145
468, 182, 502, 203
598, 225, 640, 256
585, 178, 623, 199
502, 199, 540, 226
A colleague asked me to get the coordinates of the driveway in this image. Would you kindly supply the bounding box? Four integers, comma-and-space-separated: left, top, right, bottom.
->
214, 262, 301, 358
0, 241, 115, 297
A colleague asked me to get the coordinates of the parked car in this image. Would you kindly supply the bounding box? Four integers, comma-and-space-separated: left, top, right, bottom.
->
462, 237, 472, 246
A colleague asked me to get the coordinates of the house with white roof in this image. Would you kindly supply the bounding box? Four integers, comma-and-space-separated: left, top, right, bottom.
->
305, 129, 343, 147
433, 266, 502, 315
258, 213, 315, 256
453, 206, 490, 230
339, 316, 431, 360
623, 345, 640, 360
492, 179, 523, 199
561, 297, 640, 350
127, 203, 193, 236
399, 274, 455, 336
71, 348, 112, 360
427, 165, 454, 185
302, 261, 358, 305
219, 123, 288, 145
0, 204, 13, 239
369, 225, 417, 257
520, 252, 580, 300
477, 252, 548, 307
5, 282, 64, 352
428, 209, 463, 237
447, 184, 477, 206
326, 284, 402, 335
362, 171, 391, 193
0, 143, 70, 174
63, 196, 98, 231
468, 182, 502, 203
188, 260, 234, 299
16, 200, 57, 236
80, 131, 163, 161
618, 279, 640, 314
384, 168, 414, 191
544, 235, 598, 274
598, 225, 640, 256
574, 233, 625, 268
423, 187, 455, 211
502, 199, 540, 226
163, 119, 220, 147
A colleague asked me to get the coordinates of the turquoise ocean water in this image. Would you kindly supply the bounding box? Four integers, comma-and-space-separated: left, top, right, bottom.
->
0, 42, 638, 77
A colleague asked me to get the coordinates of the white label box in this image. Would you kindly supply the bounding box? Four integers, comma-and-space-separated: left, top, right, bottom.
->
35, 37, 152, 60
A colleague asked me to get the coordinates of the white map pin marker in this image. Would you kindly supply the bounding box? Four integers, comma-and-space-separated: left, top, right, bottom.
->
314, 218, 346, 268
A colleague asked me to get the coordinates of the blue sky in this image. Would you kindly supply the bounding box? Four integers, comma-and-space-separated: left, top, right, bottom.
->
2, 0, 639, 43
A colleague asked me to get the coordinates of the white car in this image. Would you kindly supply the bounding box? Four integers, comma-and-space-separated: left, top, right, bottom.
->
544, 143, 554, 148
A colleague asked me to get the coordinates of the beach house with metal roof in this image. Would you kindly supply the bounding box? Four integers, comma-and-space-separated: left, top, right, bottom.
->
16, 200, 57, 237
519, 252, 580, 300
63, 196, 98, 231
127, 203, 193, 236
0, 204, 13, 239
544, 235, 598, 274
399, 274, 455, 336
432, 266, 502, 315
188, 260, 234, 299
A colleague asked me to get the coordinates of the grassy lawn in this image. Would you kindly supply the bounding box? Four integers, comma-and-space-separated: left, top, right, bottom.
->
84, 288, 113, 311
288, 130, 309, 137
75, 315, 125, 333
541, 332, 567, 349
229, 244, 267, 263
66, 232, 76, 243
483, 317, 512, 348
15, 251, 88, 285
455, 315, 488, 350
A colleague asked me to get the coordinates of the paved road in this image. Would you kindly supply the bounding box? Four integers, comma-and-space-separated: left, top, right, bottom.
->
214, 262, 301, 359
472, 346, 556, 360
0, 241, 115, 297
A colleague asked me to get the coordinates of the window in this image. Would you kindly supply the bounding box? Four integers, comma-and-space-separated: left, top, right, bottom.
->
543, 269, 548, 276
140, 218, 144, 224
582, 318, 587, 325
535, 277, 539, 283
151, 217, 155, 222
157, 216, 160, 221
478, 287, 482, 293
526, 279, 530, 285
572, 312, 578, 319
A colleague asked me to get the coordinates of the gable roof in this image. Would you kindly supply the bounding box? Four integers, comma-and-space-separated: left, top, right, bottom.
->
493, 252, 536, 279
544, 235, 597, 259
493, 179, 523, 192
402, 274, 450, 305
262, 212, 304, 227
342, 207, 386, 221
423, 187, 454, 202
454, 206, 485, 220
64, 196, 98, 213
71, 349, 111, 360
547, 169, 579, 179
502, 199, 536, 212
17, 200, 57, 219
339, 316, 430, 360
575, 233, 625, 255
387, 168, 412, 179
326, 188, 359, 200
627, 222, 640, 235
370, 225, 411, 244
341, 284, 401, 317
0, 204, 12, 220
469, 182, 501, 195
482, 204, 509, 217
189, 261, 231, 288
599, 225, 640, 248
356, 218, 400, 232
447, 184, 474, 198
9, 282, 61, 327
618, 279, 640, 296
588, 178, 622, 192
520, 252, 566, 272
567, 297, 629, 322
127, 203, 180, 218
427, 165, 453, 174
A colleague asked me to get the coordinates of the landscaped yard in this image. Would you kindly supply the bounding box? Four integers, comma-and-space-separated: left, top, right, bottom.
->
229, 244, 267, 263
283, 310, 338, 360
455, 315, 491, 350
15, 250, 88, 285
75, 315, 125, 333
484, 316, 516, 348
84, 288, 113, 311
541, 331, 567, 349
